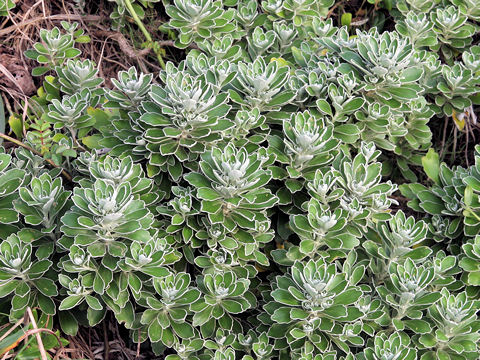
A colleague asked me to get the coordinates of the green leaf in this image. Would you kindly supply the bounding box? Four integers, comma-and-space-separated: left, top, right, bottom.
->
467, 271, 480, 285
32, 66, 50, 76
201, 200, 222, 214
222, 299, 246, 314
87, 307, 106, 327
148, 318, 162, 343
59, 295, 84, 311
37, 294, 55, 315
171, 321, 194, 339
285, 179, 303, 193
0, 209, 19, 224
0, 328, 29, 356
414, 292, 441, 305
59, 311, 79, 336
34, 278, 58, 297
142, 267, 170, 278
7, 115, 22, 139
193, 305, 213, 326
317, 100, 333, 116
85, 295, 103, 311
333, 289, 362, 305
75, 35, 91, 43
341, 12, 352, 26
268, 91, 296, 107
82, 134, 103, 149
0, 280, 20, 297
342, 97, 364, 113
465, 186, 474, 207
197, 188, 221, 200
271, 289, 300, 306
388, 86, 418, 100
392, 318, 404, 331
422, 148, 440, 185
184, 172, 210, 188
64, 48, 81, 58
404, 319, 431, 334
171, 213, 184, 225
418, 334, 436, 347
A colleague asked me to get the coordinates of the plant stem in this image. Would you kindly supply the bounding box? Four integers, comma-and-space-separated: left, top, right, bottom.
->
466, 207, 480, 222
0, 132, 72, 182
123, 0, 166, 69
123, 0, 151, 42
68, 127, 87, 152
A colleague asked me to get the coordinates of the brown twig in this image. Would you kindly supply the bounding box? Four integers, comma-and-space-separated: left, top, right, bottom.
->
326, 0, 345, 19
136, 330, 141, 359
92, 30, 150, 73
93, 30, 151, 58
98, 55, 130, 71
0, 132, 72, 181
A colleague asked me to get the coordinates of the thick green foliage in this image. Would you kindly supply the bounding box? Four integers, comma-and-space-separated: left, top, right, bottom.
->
0, 0, 480, 358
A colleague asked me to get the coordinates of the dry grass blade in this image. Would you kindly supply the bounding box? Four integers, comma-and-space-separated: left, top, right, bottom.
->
0, 14, 103, 37
0, 63, 25, 94
26, 308, 48, 360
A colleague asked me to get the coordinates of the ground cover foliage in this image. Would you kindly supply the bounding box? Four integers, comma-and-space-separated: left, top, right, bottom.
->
0, 0, 480, 358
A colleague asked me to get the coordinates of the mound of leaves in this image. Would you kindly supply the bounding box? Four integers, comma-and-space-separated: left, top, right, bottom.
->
0, 0, 480, 359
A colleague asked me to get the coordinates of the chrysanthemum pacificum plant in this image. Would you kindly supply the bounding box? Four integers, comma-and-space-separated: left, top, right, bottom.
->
0, 0, 479, 357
